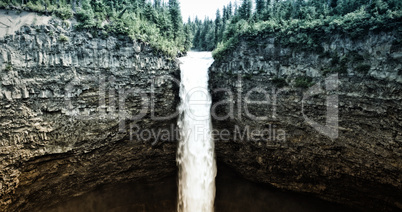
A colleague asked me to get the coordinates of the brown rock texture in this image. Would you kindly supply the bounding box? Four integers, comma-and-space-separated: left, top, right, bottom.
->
209, 31, 402, 211
0, 11, 180, 211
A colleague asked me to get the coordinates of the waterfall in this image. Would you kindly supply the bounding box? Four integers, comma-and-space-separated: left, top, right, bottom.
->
177, 51, 217, 212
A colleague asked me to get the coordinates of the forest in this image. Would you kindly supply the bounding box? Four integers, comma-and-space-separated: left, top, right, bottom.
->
0, 0, 401, 59
186, 0, 401, 60
0, 0, 191, 57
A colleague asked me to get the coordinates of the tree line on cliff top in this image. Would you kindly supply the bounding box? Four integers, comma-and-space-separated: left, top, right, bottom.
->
0, 0, 191, 58
187, 0, 401, 60
0, 0, 400, 59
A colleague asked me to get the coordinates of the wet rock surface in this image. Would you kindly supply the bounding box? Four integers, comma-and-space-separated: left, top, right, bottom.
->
1, 9, 401, 212
0, 11, 180, 211
209, 32, 402, 211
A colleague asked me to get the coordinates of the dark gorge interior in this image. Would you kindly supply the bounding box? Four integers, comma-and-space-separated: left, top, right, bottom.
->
0, 0, 401, 211
44, 164, 356, 212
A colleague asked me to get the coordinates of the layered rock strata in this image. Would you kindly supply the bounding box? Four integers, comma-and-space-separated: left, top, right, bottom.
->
209, 31, 402, 211
0, 10, 180, 211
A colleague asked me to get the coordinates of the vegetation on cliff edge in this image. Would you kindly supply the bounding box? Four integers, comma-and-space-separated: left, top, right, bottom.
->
186, 0, 401, 60
0, 0, 191, 58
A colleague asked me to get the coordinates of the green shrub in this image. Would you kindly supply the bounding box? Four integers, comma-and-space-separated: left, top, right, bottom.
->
55, 7, 73, 20
319, 51, 331, 59
335, 65, 348, 74
330, 54, 340, 66
105, 20, 130, 35
295, 76, 314, 88
339, 55, 348, 66
62, 20, 71, 29
350, 52, 365, 62
355, 64, 371, 73
212, 37, 240, 61
212, 3, 402, 60
0, 0, 187, 58
26, 1, 45, 12
242, 73, 252, 80
4, 63, 12, 71
58, 34, 69, 43
75, 9, 96, 29
272, 77, 288, 88
0, 1, 7, 8
100, 30, 108, 39
331, 65, 348, 74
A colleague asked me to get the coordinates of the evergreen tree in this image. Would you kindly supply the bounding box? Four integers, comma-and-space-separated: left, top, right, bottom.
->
0, 0, 191, 57
256, 0, 266, 19
154, 0, 161, 9
184, 24, 192, 50
158, 9, 173, 39
222, 6, 227, 22
168, 0, 183, 40
193, 28, 201, 49
227, 2, 233, 18
215, 9, 222, 45
144, 3, 157, 24
234, 0, 239, 16
239, 0, 252, 20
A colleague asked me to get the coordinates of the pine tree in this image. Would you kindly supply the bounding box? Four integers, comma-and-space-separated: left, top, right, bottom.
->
227, 2, 233, 18
193, 28, 201, 49
222, 6, 227, 22
239, 0, 252, 20
144, 3, 157, 24
234, 0, 239, 16
328, 0, 337, 8
215, 9, 222, 45
168, 0, 183, 40
256, 0, 266, 19
154, 0, 161, 9
158, 9, 173, 39
184, 24, 192, 50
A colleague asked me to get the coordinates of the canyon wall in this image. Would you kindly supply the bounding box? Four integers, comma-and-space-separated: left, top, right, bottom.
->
2, 9, 402, 212
209, 31, 402, 211
0, 10, 180, 211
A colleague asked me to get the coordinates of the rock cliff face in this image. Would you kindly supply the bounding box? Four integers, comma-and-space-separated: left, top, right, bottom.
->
209, 31, 402, 211
0, 11, 180, 211
2, 9, 402, 211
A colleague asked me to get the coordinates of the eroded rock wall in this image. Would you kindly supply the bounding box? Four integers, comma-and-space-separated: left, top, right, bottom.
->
0, 11, 180, 211
209, 31, 402, 211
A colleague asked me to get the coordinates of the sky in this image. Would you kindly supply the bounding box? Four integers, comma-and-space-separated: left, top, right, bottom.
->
178, 0, 236, 22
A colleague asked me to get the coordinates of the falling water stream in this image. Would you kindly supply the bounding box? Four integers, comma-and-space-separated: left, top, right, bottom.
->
44, 52, 355, 212
177, 51, 217, 212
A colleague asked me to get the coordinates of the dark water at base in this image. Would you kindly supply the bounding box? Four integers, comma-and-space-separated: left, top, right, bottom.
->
45, 164, 355, 212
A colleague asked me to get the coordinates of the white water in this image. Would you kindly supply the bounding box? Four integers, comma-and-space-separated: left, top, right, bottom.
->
177, 52, 217, 212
